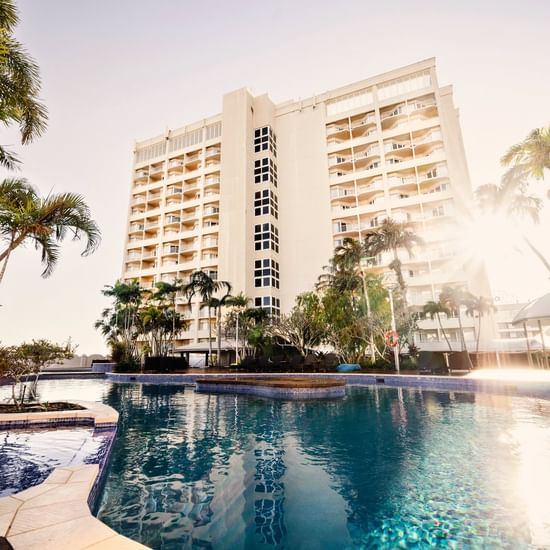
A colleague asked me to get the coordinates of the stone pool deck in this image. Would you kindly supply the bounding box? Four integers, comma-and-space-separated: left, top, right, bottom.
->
0, 464, 148, 549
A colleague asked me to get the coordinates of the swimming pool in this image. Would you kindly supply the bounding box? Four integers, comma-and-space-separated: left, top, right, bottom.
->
2, 378, 550, 549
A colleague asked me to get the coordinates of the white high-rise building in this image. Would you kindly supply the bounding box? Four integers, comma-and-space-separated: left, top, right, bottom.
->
122, 58, 490, 352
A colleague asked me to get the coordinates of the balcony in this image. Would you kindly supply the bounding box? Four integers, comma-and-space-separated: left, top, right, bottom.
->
131, 194, 147, 205
168, 159, 184, 170
142, 249, 157, 260
205, 147, 221, 159
330, 188, 356, 200
144, 221, 159, 230
181, 211, 198, 221
328, 154, 353, 167
134, 170, 149, 181
165, 216, 181, 226
418, 166, 448, 184
203, 207, 219, 216
204, 176, 220, 187
326, 124, 349, 137
163, 245, 179, 255
202, 238, 218, 248
129, 224, 145, 234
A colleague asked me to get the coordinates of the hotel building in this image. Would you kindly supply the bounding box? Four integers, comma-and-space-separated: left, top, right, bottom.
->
122, 58, 491, 351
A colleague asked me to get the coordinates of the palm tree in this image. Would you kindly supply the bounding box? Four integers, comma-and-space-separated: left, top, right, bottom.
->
0, 179, 101, 283
362, 217, 423, 309
475, 176, 549, 273
226, 292, 250, 363
97, 280, 143, 364
334, 237, 376, 362
465, 295, 496, 354
439, 286, 474, 368
208, 291, 234, 367
501, 124, 550, 183
0, 0, 48, 169
422, 300, 453, 351
153, 279, 184, 354
183, 271, 231, 367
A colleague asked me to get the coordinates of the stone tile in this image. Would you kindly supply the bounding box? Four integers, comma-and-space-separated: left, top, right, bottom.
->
0, 497, 21, 516
84, 534, 150, 549
43, 468, 73, 484
11, 483, 59, 502
0, 511, 16, 537
69, 465, 99, 484
8, 500, 90, 536
9, 516, 117, 550
20, 482, 91, 509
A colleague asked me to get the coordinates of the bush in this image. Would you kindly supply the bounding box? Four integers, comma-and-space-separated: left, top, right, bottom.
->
144, 356, 188, 373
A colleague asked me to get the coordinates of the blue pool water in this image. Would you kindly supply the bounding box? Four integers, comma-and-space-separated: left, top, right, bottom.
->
2, 379, 550, 549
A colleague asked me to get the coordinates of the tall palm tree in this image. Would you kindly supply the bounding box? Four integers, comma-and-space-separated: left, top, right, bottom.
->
226, 292, 250, 362
0, 0, 48, 169
439, 286, 474, 368
501, 124, 550, 182
97, 280, 143, 364
183, 271, 231, 367
0, 179, 100, 283
475, 176, 549, 273
422, 300, 453, 351
208, 291, 234, 367
153, 278, 184, 354
334, 237, 376, 362
465, 295, 496, 354
362, 217, 423, 309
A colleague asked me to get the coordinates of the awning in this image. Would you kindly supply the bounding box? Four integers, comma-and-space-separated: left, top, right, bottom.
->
512, 292, 550, 325
174, 339, 237, 353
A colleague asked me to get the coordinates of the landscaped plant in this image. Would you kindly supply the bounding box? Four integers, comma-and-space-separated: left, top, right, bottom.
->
0, 339, 74, 409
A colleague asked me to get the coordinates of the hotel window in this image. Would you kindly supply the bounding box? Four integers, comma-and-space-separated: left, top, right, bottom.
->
254, 223, 279, 252
254, 296, 281, 317
254, 158, 278, 186
254, 189, 278, 218
254, 259, 280, 288
254, 126, 277, 155
432, 205, 445, 217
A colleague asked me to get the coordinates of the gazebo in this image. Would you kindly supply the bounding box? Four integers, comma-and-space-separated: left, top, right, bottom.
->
512, 292, 550, 369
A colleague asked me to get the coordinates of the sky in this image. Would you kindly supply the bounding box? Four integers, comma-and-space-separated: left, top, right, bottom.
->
1, 0, 549, 354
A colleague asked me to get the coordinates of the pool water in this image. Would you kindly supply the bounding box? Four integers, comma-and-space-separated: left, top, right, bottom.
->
2, 379, 550, 549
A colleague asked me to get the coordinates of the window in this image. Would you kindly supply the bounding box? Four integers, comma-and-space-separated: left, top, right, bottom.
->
254, 223, 279, 252
254, 189, 278, 218
326, 89, 374, 116
254, 126, 277, 155
377, 70, 432, 101
254, 157, 278, 186
432, 205, 445, 217
254, 296, 281, 317
254, 259, 280, 288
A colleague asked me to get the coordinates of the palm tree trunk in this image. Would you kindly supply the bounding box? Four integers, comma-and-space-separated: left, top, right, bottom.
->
476, 315, 482, 355
457, 312, 474, 370
207, 304, 213, 367
436, 313, 452, 351
522, 235, 550, 274
361, 273, 376, 364
0, 232, 17, 284
217, 306, 222, 367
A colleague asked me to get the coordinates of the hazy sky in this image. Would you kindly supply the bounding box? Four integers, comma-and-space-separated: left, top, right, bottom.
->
1, 0, 549, 354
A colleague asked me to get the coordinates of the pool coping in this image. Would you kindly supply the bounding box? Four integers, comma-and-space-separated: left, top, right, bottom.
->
0, 464, 148, 549
0, 400, 118, 430
106, 372, 550, 400
0, 401, 130, 548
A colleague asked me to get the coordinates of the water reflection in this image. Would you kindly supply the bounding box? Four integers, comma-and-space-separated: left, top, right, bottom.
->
3, 379, 550, 549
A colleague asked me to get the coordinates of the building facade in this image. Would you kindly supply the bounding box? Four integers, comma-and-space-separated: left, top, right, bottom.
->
122, 58, 491, 350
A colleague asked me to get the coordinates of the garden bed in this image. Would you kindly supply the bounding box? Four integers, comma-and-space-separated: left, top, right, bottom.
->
195, 377, 346, 388
0, 402, 85, 414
